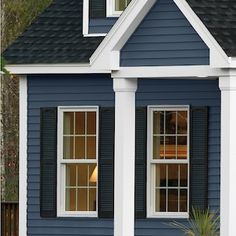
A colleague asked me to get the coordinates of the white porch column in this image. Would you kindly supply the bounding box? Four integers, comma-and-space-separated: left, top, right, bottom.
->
113, 78, 137, 236
219, 75, 236, 236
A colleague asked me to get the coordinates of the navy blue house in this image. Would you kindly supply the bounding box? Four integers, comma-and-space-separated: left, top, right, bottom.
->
3, 0, 236, 236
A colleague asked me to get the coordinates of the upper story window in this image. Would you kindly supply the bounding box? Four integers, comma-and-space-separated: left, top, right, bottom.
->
147, 106, 189, 218
107, 0, 132, 17
58, 107, 98, 217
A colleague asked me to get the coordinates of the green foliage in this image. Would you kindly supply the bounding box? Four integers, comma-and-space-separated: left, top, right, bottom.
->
0, 57, 10, 74
1, 0, 53, 52
1, 0, 52, 202
170, 208, 220, 236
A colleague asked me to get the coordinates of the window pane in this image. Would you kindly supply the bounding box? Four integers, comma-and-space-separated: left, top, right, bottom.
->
89, 164, 97, 187
89, 188, 97, 211
177, 111, 187, 134
168, 189, 178, 212
177, 136, 187, 159
64, 112, 74, 135
153, 111, 164, 134
75, 137, 85, 159
180, 189, 187, 212
153, 136, 164, 159
78, 164, 88, 187
75, 112, 85, 135
87, 112, 96, 134
65, 188, 76, 211
168, 165, 178, 187
115, 0, 132, 11
156, 189, 166, 212
77, 188, 87, 211
156, 164, 166, 187
166, 111, 176, 134
66, 164, 76, 187
180, 164, 188, 187
87, 137, 96, 159
63, 136, 74, 159
165, 136, 176, 159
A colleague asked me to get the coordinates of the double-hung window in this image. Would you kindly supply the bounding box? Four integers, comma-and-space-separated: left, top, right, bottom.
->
107, 0, 132, 17
147, 106, 189, 218
58, 107, 98, 217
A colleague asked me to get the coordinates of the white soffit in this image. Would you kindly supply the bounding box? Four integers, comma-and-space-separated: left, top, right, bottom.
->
5, 64, 110, 74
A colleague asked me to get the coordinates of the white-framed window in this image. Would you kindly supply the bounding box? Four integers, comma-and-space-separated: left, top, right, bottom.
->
57, 106, 99, 217
147, 106, 189, 218
107, 0, 132, 17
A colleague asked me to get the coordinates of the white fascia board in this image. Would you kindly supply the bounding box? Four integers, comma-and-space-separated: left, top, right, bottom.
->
19, 76, 27, 236
6, 64, 110, 74
174, 0, 229, 68
83, 0, 89, 35
112, 66, 230, 78
90, 0, 156, 70
229, 57, 236, 68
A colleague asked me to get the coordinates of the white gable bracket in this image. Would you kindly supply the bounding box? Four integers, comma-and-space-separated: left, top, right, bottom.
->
174, 0, 229, 68
90, 0, 156, 70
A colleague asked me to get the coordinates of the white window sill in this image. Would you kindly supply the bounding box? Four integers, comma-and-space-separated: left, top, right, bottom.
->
57, 211, 98, 218
147, 212, 189, 219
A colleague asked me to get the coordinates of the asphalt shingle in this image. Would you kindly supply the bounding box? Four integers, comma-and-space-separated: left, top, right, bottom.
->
3, 0, 236, 64
187, 0, 236, 57
3, 0, 104, 64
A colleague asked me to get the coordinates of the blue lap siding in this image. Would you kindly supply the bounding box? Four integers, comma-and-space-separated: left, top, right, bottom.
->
27, 75, 220, 236
121, 0, 209, 66
89, 18, 117, 34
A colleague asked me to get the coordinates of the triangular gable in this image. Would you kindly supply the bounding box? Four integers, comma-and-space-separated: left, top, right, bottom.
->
121, 0, 209, 67
90, 0, 229, 70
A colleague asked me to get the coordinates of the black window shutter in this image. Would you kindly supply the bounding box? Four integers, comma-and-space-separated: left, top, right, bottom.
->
190, 107, 208, 211
135, 107, 147, 219
90, 0, 106, 18
40, 107, 57, 218
98, 107, 115, 218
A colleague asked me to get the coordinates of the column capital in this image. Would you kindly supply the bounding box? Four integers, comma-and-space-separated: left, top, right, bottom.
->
113, 78, 138, 93
219, 75, 236, 91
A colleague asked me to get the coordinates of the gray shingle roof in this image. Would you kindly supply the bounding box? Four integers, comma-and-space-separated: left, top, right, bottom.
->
3, 0, 104, 64
187, 0, 236, 57
3, 0, 236, 64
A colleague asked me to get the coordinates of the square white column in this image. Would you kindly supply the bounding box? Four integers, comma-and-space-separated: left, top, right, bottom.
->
219, 75, 236, 236
113, 78, 137, 236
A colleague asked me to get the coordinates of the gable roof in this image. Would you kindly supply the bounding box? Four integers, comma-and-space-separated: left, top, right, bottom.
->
3, 0, 236, 65
187, 0, 236, 57
3, 0, 104, 64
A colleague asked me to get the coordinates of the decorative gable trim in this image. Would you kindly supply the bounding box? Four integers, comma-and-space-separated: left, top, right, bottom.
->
173, 0, 229, 68
90, 0, 156, 69
90, 0, 230, 70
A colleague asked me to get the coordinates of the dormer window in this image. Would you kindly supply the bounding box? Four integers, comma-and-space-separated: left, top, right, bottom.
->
107, 0, 132, 17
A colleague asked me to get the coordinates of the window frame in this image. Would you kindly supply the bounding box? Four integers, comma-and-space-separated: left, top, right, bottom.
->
106, 0, 131, 17
147, 105, 190, 219
57, 106, 99, 217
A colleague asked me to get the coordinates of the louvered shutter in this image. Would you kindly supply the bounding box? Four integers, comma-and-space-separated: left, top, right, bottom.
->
190, 107, 208, 210
40, 108, 57, 217
98, 107, 115, 218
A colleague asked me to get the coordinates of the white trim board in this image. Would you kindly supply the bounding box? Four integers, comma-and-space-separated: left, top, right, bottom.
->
5, 64, 111, 75
111, 66, 231, 78
19, 76, 27, 236
90, 0, 156, 70
83, 0, 107, 37
173, 0, 229, 68
90, 0, 230, 70
57, 106, 99, 218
